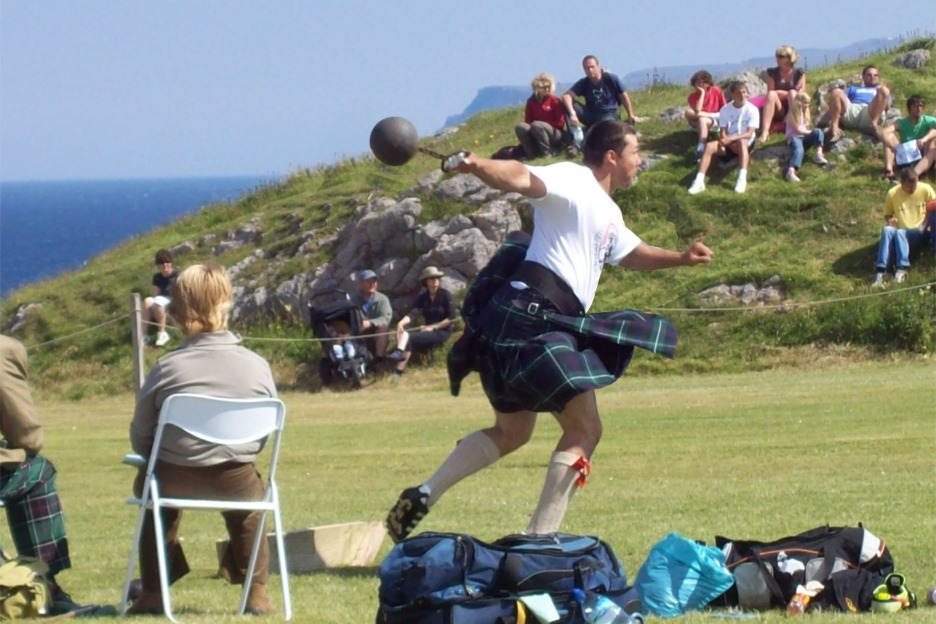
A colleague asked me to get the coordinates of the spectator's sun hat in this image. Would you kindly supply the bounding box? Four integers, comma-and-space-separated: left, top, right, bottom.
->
418, 266, 444, 284
359, 269, 378, 280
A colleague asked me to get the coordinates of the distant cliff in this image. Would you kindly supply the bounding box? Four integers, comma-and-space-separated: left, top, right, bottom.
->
443, 37, 896, 128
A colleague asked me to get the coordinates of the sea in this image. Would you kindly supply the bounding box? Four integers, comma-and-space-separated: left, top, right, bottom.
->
0, 176, 272, 297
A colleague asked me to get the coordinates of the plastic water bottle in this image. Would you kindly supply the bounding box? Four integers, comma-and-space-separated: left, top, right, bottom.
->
786, 593, 809, 615
571, 589, 642, 624
571, 123, 585, 148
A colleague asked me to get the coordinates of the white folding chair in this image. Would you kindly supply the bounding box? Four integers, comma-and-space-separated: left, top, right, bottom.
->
120, 393, 291, 621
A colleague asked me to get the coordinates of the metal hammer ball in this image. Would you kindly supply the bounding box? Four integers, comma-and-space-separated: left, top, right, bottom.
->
369, 116, 419, 166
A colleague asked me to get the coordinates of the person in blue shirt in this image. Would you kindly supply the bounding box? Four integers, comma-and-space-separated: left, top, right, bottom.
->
562, 55, 644, 132
825, 65, 891, 143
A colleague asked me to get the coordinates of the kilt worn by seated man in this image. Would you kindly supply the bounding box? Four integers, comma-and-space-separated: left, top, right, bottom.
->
0, 334, 80, 613
386, 120, 713, 542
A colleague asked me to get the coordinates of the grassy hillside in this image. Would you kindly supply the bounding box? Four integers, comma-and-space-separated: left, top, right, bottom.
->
2, 38, 934, 398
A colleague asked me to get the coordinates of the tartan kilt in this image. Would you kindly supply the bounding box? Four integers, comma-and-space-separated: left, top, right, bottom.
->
474, 284, 678, 413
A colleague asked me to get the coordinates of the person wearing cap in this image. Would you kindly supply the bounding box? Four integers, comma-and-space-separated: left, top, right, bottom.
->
388, 266, 456, 377
350, 269, 392, 359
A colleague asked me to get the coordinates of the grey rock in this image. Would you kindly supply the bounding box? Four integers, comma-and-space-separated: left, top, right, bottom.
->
892, 49, 930, 69
658, 106, 688, 124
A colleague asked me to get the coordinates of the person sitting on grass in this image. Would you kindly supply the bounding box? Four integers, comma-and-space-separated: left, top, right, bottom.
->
688, 81, 759, 195
515, 73, 568, 159
387, 266, 456, 378
784, 92, 828, 182
872, 168, 936, 287
685, 69, 727, 162
825, 65, 891, 144
756, 44, 806, 143
879, 94, 936, 182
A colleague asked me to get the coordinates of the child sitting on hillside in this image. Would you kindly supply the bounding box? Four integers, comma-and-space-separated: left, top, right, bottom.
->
784, 92, 828, 182
685, 70, 727, 162
688, 80, 759, 195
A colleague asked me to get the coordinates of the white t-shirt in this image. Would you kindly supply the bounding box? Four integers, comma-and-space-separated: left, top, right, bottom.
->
718, 100, 760, 146
525, 162, 642, 312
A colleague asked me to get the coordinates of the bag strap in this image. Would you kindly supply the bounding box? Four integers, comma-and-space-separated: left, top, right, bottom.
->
751, 551, 787, 607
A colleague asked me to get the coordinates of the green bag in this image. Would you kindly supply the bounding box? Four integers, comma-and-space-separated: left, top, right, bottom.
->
0, 556, 51, 619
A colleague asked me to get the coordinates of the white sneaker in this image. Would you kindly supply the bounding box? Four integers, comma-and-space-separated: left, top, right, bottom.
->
688, 179, 706, 195
894, 269, 908, 284
813, 152, 829, 165
786, 168, 801, 182
155, 331, 171, 347
871, 272, 886, 287
734, 178, 747, 193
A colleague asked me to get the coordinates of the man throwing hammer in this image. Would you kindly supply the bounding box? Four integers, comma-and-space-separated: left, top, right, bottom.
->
386, 120, 712, 542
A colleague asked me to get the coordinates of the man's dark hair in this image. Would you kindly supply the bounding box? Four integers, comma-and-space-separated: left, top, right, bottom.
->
582, 54, 599, 65
899, 167, 918, 183
154, 249, 173, 265
582, 120, 635, 168
907, 94, 925, 110
861, 65, 877, 76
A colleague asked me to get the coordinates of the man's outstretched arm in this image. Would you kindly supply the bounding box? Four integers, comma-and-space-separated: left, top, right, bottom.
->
455, 153, 546, 199
619, 241, 713, 270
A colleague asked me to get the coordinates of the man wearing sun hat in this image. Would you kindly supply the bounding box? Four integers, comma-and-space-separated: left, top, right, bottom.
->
350, 269, 393, 359
387, 266, 457, 377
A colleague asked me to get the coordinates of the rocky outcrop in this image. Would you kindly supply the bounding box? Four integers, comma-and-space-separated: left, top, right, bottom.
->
224, 171, 526, 325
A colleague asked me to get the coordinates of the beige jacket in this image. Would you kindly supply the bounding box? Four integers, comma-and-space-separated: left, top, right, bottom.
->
0, 335, 44, 466
130, 331, 277, 467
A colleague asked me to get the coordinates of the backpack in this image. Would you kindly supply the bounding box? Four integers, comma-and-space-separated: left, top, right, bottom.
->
376, 532, 637, 624
0, 556, 51, 619
713, 524, 893, 612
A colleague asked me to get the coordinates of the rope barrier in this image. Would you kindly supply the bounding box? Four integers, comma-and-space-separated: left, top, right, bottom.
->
25, 315, 129, 351
19, 281, 933, 351
652, 280, 936, 313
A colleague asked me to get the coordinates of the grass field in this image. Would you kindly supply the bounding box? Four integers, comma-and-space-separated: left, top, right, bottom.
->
3, 360, 933, 622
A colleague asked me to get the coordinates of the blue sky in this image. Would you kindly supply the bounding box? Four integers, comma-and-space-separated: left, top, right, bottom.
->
1, 0, 932, 181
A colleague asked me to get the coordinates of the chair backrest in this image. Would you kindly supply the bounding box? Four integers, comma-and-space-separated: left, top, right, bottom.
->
149, 393, 286, 482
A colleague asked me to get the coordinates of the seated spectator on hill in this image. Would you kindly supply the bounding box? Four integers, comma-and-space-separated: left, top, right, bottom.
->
685, 70, 727, 162
756, 45, 806, 143
688, 81, 759, 195
825, 65, 891, 143
871, 168, 936, 287
562, 55, 644, 132
143, 249, 178, 347
784, 92, 828, 182
880, 94, 936, 181
515, 73, 567, 159
350, 269, 392, 360
0, 335, 85, 615
128, 263, 279, 615
387, 266, 456, 378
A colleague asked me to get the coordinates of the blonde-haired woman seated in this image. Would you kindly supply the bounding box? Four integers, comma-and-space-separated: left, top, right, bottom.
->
515, 72, 568, 159
756, 44, 806, 142
127, 263, 278, 616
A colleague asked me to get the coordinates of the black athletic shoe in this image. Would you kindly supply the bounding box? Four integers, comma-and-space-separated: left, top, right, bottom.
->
386, 485, 429, 543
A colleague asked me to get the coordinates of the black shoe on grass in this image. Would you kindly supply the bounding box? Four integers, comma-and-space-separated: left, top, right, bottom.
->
386, 485, 429, 543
